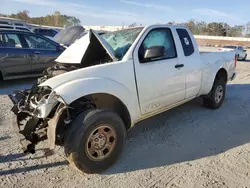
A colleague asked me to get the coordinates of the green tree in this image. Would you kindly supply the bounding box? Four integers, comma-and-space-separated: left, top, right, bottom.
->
0, 10, 81, 27
227, 25, 245, 37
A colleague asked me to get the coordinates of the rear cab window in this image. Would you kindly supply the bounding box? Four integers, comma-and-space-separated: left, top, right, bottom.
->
176, 28, 194, 56
238, 46, 244, 51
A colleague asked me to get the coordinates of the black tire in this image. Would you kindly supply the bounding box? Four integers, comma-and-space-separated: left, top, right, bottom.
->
64, 109, 126, 174
0, 71, 3, 81
243, 54, 247, 61
203, 78, 226, 109
237, 54, 240, 61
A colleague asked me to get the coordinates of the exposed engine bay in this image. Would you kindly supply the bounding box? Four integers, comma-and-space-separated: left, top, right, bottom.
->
9, 63, 94, 154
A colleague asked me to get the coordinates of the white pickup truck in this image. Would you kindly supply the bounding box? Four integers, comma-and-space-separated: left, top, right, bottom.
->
9, 24, 236, 174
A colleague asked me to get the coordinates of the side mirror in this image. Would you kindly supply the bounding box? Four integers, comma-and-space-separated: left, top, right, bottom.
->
143, 46, 165, 61
244, 49, 247, 52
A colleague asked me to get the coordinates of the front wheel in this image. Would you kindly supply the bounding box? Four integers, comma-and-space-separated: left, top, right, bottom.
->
203, 78, 226, 109
64, 109, 126, 174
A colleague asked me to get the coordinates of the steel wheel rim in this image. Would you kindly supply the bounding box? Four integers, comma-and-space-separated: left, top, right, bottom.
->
215, 85, 223, 103
85, 124, 117, 161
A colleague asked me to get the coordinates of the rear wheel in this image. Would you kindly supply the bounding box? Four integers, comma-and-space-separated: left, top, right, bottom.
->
237, 54, 240, 61
64, 109, 126, 174
203, 78, 226, 109
0, 71, 3, 81
243, 54, 247, 61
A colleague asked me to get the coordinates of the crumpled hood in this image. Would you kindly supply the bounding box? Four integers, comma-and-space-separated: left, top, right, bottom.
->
39, 60, 121, 90
55, 29, 117, 64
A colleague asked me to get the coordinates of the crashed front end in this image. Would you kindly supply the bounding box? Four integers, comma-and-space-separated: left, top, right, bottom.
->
8, 29, 116, 154
8, 83, 68, 154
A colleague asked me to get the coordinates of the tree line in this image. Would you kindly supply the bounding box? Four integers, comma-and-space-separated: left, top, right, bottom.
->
0, 10, 81, 27
129, 20, 249, 37
168, 20, 247, 37
1, 11, 249, 37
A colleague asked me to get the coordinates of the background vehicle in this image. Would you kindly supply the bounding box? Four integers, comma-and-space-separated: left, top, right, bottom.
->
53, 25, 106, 47
0, 29, 65, 80
219, 45, 247, 60
53, 25, 85, 47
0, 17, 31, 32
9, 25, 236, 174
32, 27, 58, 38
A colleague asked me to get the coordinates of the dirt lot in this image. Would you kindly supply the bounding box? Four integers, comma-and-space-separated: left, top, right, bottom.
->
1, 59, 250, 188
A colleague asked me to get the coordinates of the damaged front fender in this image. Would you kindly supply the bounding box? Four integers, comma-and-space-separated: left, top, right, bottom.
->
29, 90, 61, 119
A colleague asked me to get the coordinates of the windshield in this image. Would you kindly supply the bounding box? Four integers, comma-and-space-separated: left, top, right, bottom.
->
223, 46, 237, 49
101, 27, 143, 59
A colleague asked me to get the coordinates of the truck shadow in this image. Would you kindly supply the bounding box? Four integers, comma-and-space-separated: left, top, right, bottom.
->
0, 161, 68, 176
106, 83, 250, 174
0, 150, 68, 175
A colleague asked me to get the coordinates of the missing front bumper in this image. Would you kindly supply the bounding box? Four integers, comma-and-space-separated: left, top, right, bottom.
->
8, 90, 44, 154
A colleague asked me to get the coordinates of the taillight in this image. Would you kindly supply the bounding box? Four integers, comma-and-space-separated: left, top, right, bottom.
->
219, 48, 222, 51
235, 55, 237, 68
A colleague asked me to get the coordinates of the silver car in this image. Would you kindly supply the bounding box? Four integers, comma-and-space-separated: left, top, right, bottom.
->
219, 45, 247, 60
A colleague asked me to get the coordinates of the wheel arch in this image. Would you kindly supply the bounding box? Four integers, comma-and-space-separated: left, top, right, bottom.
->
71, 93, 132, 130
52, 77, 140, 126
200, 67, 228, 96
215, 68, 228, 83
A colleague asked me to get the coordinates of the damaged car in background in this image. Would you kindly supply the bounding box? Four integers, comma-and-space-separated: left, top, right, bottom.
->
9, 25, 236, 174
52, 25, 106, 48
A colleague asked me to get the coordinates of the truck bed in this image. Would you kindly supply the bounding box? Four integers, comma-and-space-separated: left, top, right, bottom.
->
199, 50, 236, 82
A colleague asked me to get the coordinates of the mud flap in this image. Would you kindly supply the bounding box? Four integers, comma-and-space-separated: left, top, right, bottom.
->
47, 105, 69, 151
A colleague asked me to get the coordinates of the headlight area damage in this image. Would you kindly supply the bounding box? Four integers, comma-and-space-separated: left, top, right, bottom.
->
8, 85, 61, 154
9, 84, 95, 154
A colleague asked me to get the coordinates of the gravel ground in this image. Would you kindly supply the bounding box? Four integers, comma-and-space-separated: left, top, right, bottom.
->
1, 59, 250, 188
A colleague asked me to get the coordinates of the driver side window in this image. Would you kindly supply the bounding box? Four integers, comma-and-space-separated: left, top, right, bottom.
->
138, 28, 177, 62
23, 34, 56, 50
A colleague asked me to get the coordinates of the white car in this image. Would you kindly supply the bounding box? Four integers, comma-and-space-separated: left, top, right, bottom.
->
9, 24, 236, 174
219, 45, 247, 60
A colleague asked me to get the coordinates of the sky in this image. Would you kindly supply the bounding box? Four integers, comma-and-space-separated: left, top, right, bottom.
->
0, 0, 248, 26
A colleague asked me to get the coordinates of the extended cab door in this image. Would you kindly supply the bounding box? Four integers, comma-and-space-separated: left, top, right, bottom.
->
175, 28, 202, 99
133, 27, 186, 115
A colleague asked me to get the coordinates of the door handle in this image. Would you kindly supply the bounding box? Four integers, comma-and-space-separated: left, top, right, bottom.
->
33, 51, 40, 54
175, 64, 184, 69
